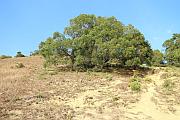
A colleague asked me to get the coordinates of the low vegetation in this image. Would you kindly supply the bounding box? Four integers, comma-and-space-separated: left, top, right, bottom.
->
163, 79, 175, 91
129, 77, 141, 91
0, 55, 12, 59
15, 62, 25, 68
15, 51, 25, 57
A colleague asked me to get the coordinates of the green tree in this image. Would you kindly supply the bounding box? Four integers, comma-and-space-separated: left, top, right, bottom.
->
15, 52, 25, 57
110, 24, 153, 67
0, 55, 12, 59
163, 34, 180, 66
39, 32, 73, 67
152, 50, 164, 66
64, 14, 97, 68
39, 14, 153, 70
90, 16, 124, 68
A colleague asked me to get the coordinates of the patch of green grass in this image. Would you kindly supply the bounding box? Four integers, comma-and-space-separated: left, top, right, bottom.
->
129, 81, 141, 91
129, 77, 141, 91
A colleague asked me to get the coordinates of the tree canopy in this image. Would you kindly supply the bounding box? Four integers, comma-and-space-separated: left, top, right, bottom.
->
152, 50, 164, 66
163, 34, 180, 66
39, 14, 153, 70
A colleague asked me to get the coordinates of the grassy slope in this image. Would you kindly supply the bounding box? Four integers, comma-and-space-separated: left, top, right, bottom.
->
0, 56, 180, 120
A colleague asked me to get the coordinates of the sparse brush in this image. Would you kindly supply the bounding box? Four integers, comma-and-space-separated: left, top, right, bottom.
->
133, 70, 144, 78
163, 79, 174, 91
129, 77, 141, 91
15, 63, 25, 68
106, 74, 113, 81
160, 72, 170, 79
144, 77, 152, 83
86, 69, 92, 75
130, 77, 141, 82
129, 81, 141, 91
48, 70, 58, 75
0, 55, 12, 59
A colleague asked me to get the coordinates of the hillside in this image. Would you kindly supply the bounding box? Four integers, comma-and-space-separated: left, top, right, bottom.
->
0, 56, 180, 120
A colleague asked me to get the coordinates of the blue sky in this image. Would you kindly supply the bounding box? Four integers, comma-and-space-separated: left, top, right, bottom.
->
0, 0, 180, 56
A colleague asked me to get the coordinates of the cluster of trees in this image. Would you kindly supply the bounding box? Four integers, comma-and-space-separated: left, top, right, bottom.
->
151, 34, 180, 67
39, 14, 153, 70
38, 14, 180, 70
15, 52, 25, 57
0, 52, 25, 59
163, 34, 180, 67
0, 55, 12, 59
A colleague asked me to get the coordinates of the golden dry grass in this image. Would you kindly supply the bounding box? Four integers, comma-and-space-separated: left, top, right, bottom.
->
0, 56, 180, 120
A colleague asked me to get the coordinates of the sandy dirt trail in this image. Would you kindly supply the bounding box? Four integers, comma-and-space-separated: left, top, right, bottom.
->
126, 72, 180, 120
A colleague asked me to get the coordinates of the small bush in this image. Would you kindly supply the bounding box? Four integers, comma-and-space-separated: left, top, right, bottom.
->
0, 55, 12, 59
15, 52, 25, 57
129, 77, 141, 91
15, 63, 25, 68
129, 81, 141, 91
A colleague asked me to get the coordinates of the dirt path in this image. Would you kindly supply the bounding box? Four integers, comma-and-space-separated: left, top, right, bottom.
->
126, 72, 180, 120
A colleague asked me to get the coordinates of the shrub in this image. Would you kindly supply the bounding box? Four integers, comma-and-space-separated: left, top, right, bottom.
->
144, 77, 152, 83
15, 52, 25, 57
0, 55, 12, 59
129, 81, 141, 91
129, 77, 141, 91
15, 63, 25, 68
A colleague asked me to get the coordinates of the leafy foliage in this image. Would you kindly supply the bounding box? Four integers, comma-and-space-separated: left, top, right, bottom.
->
30, 50, 40, 56
163, 34, 180, 67
152, 50, 164, 66
39, 32, 71, 68
129, 78, 141, 91
39, 14, 153, 70
15, 52, 25, 57
0, 55, 12, 59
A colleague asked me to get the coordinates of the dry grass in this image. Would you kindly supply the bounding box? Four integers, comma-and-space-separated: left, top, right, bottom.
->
0, 56, 140, 120
1, 56, 180, 120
